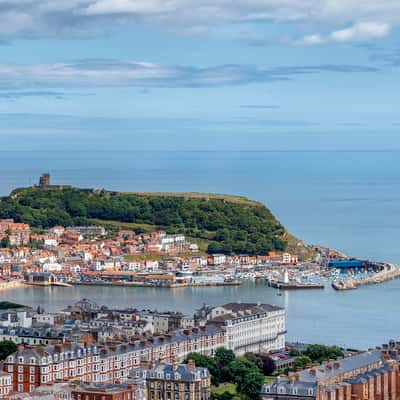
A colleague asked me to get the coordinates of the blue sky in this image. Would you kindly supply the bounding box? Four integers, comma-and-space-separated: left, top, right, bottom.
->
0, 0, 399, 150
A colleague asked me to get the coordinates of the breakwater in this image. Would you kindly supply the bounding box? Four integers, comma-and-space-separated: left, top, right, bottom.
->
72, 280, 241, 288
332, 263, 400, 291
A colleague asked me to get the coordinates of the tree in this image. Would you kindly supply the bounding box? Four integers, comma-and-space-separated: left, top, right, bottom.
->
258, 353, 276, 376
222, 357, 259, 386
237, 369, 265, 400
303, 345, 343, 363
185, 352, 220, 385
289, 348, 301, 357
244, 352, 263, 370
215, 347, 236, 369
0, 236, 10, 248
0, 340, 17, 360
292, 356, 312, 370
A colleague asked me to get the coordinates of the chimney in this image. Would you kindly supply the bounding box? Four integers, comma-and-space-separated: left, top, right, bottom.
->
17, 344, 25, 352
294, 373, 300, 381
187, 359, 196, 372
334, 362, 340, 369
54, 344, 63, 353
310, 368, 317, 376
173, 356, 179, 371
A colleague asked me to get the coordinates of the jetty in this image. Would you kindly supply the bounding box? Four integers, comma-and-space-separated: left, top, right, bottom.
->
269, 281, 324, 290
267, 270, 325, 290
332, 263, 400, 291
24, 272, 72, 288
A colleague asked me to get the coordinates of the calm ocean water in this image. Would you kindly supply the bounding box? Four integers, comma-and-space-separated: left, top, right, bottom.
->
0, 150, 399, 348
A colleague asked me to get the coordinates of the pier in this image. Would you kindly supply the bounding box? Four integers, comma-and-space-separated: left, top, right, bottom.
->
332, 263, 400, 291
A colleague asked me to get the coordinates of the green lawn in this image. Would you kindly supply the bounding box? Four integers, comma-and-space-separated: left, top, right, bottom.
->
212, 383, 237, 396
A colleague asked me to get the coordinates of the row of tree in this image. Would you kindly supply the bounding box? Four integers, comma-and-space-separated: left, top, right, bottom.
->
290, 344, 344, 371
186, 347, 276, 400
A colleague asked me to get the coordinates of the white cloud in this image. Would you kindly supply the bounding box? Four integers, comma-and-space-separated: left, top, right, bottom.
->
330, 22, 391, 42
0, 59, 378, 90
297, 34, 326, 45
294, 21, 391, 46
0, 0, 398, 39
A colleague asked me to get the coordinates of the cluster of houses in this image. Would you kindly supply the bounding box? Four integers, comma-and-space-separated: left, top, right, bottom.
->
0, 300, 286, 398
0, 220, 299, 286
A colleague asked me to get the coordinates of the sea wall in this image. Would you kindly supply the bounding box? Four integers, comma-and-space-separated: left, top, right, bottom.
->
0, 280, 24, 291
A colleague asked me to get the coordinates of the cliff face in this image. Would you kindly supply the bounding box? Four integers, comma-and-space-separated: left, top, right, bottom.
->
1, 187, 313, 258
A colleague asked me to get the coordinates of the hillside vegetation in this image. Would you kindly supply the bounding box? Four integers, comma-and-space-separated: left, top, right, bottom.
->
1, 187, 298, 255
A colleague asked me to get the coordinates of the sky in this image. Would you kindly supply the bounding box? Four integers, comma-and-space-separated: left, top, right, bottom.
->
0, 0, 400, 151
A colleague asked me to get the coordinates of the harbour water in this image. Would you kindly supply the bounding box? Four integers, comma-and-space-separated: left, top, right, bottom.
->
0, 280, 398, 349
0, 149, 399, 349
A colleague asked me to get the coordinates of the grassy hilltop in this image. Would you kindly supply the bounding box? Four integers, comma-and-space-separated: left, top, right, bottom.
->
0, 187, 312, 257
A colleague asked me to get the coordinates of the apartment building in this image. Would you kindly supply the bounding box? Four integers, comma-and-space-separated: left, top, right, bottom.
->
133, 359, 211, 400
204, 302, 286, 355
3, 325, 224, 393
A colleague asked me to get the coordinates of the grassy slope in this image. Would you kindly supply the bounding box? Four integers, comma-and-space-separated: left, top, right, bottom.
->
7, 188, 316, 259
128, 192, 262, 207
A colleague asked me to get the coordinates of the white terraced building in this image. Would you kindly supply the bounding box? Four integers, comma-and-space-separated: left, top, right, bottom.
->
205, 302, 286, 355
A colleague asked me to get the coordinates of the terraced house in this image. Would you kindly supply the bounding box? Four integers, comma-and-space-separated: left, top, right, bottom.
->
261, 350, 400, 400
3, 325, 224, 394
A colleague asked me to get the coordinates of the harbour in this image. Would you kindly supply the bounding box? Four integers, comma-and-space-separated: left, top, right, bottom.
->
1, 278, 400, 350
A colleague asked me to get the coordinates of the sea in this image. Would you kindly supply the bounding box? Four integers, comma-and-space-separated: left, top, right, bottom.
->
0, 149, 399, 349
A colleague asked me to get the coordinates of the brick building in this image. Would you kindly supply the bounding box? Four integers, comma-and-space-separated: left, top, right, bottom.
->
71, 383, 136, 400
133, 360, 211, 400
4, 325, 224, 394
261, 350, 400, 400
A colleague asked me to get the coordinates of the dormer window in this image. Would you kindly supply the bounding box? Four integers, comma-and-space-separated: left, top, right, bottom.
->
308, 389, 314, 396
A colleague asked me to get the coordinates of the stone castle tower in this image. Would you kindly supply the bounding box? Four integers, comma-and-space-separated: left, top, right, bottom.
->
38, 173, 50, 188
